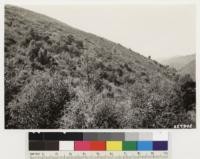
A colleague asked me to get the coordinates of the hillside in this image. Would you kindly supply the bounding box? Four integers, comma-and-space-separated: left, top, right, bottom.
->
5, 5, 196, 129
161, 54, 195, 70
160, 54, 195, 80
180, 59, 195, 80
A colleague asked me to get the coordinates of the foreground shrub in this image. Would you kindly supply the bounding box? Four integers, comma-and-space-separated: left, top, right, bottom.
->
7, 75, 74, 128
91, 98, 126, 128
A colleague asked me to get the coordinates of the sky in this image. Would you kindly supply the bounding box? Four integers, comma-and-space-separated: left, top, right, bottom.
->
22, 4, 196, 60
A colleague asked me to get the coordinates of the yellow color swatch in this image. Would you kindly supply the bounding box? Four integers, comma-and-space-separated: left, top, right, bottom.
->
106, 141, 122, 151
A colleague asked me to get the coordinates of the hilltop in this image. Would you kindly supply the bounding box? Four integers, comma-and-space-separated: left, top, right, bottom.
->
160, 54, 195, 80
161, 54, 195, 70
5, 5, 196, 129
180, 59, 195, 80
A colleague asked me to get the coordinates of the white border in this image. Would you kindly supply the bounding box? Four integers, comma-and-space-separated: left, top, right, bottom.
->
3, 0, 198, 5
0, 0, 5, 130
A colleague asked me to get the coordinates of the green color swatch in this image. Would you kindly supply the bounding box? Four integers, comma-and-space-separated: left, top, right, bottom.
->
122, 141, 137, 151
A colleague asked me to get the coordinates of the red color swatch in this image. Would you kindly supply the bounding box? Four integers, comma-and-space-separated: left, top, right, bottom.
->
74, 141, 106, 151
90, 141, 106, 151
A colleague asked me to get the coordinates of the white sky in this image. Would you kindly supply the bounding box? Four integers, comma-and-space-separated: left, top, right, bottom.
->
22, 4, 196, 59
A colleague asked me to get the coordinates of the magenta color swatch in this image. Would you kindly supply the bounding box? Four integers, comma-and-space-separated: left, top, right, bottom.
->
74, 141, 90, 151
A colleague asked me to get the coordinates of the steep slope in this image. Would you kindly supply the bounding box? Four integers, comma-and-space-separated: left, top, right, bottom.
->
5, 5, 195, 129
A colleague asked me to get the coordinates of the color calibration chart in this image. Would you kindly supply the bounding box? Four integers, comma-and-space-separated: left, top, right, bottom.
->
28, 132, 169, 159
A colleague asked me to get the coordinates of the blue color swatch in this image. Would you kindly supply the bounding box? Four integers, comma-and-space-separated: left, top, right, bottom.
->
137, 141, 153, 151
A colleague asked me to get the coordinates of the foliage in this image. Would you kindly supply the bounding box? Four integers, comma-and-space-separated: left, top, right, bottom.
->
7, 75, 74, 128
5, 5, 196, 129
